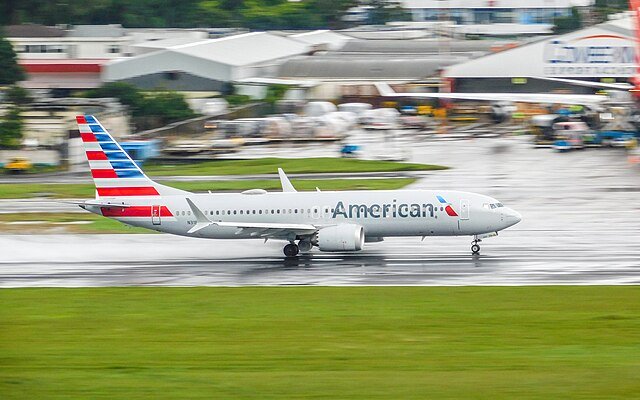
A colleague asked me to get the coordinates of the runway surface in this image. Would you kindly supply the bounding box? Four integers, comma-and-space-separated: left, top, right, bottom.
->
2, 134, 640, 287
2, 229, 640, 287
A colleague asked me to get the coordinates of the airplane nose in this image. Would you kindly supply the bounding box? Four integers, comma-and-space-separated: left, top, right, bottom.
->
504, 208, 522, 226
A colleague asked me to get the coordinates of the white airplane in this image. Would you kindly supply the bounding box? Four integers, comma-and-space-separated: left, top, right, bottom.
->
76, 115, 521, 257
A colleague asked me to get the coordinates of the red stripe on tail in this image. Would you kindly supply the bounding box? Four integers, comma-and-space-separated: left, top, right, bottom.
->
80, 132, 97, 142
86, 151, 108, 160
91, 169, 118, 178
96, 187, 160, 196
76, 116, 87, 124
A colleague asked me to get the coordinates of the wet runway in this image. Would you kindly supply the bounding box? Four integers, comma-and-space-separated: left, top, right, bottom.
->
2, 134, 640, 287
1, 229, 640, 287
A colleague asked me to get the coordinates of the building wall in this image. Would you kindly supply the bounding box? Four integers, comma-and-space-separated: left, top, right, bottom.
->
453, 77, 592, 94
120, 72, 225, 92
11, 38, 129, 59
104, 51, 234, 83
444, 25, 636, 80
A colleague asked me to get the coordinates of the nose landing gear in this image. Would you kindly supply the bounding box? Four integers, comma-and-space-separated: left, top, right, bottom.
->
471, 236, 481, 255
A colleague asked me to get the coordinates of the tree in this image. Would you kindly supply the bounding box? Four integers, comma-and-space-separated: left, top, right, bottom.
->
554, 7, 582, 35
0, 107, 23, 149
141, 91, 195, 123
367, 0, 410, 25
5, 85, 32, 106
85, 82, 145, 115
0, 34, 24, 85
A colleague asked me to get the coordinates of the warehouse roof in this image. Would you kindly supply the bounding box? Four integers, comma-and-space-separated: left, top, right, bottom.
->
169, 32, 310, 66
279, 56, 464, 80
337, 39, 511, 55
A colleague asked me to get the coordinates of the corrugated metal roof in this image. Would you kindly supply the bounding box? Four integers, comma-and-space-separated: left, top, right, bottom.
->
68, 24, 124, 37
337, 39, 509, 54
4, 24, 65, 38
279, 56, 464, 79
169, 32, 310, 66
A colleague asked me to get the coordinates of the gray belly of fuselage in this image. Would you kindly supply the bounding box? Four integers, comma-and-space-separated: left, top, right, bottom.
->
96, 190, 498, 239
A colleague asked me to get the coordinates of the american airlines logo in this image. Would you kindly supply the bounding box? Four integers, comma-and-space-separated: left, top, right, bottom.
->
332, 197, 456, 219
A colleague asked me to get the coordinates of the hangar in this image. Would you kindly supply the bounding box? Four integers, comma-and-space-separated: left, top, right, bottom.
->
443, 16, 636, 93
102, 32, 311, 92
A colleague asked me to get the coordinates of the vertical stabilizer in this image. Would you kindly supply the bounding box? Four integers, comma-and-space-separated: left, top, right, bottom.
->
76, 115, 186, 197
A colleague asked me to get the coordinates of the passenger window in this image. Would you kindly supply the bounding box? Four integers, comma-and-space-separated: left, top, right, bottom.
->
294, 209, 298, 214
233, 210, 237, 214
187, 211, 191, 215
259, 210, 262, 214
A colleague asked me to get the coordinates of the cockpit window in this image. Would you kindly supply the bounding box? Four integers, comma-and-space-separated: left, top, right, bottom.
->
490, 204, 496, 209
496, 203, 504, 208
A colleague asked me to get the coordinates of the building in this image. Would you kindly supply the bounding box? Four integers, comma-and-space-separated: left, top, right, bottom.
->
399, 0, 573, 25
442, 15, 636, 93
276, 38, 515, 99
103, 32, 311, 92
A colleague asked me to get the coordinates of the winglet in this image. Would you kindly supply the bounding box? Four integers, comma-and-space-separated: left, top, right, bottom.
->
375, 82, 396, 97
278, 168, 297, 192
186, 198, 213, 234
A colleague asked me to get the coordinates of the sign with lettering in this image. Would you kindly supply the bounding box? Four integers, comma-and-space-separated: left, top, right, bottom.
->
543, 34, 636, 77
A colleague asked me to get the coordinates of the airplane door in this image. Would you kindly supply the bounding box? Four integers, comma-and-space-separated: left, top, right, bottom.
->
152, 205, 161, 225
460, 199, 469, 220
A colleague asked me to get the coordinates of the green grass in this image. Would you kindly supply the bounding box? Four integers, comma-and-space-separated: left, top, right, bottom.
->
0, 178, 417, 199
0, 213, 152, 234
0, 287, 639, 399
143, 157, 447, 176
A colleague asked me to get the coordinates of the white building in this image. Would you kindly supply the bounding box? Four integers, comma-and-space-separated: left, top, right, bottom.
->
399, 0, 573, 25
443, 16, 636, 92
103, 32, 311, 92
7, 24, 129, 59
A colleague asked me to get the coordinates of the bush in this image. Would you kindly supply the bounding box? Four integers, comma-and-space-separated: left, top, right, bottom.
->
0, 107, 23, 149
5, 85, 32, 105
85, 83, 196, 127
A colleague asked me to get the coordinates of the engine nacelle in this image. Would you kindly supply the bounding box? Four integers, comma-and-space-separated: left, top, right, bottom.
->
313, 224, 364, 252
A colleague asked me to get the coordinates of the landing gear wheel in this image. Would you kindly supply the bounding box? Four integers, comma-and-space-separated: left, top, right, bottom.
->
471, 244, 480, 255
283, 243, 299, 257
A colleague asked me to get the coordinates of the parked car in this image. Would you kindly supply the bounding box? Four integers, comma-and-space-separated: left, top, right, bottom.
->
4, 157, 32, 174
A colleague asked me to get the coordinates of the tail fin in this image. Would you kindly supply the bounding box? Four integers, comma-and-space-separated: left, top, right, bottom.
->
76, 115, 185, 197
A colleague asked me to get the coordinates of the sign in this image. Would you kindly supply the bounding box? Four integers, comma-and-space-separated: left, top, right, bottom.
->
543, 34, 636, 77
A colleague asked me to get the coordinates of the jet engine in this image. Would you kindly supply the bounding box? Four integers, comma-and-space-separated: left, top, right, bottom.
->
313, 224, 364, 252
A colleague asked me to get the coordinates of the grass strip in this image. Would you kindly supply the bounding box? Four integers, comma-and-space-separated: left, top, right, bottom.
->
0, 287, 638, 399
0, 178, 417, 199
143, 157, 447, 176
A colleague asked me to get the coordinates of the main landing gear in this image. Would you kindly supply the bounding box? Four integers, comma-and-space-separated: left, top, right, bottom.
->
283, 239, 312, 257
283, 242, 299, 257
471, 236, 481, 255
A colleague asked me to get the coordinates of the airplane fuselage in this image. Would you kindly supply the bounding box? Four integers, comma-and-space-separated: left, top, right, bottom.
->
84, 189, 521, 240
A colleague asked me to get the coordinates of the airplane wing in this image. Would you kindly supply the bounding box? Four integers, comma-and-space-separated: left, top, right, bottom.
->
185, 198, 317, 237
375, 83, 609, 106
533, 77, 633, 91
